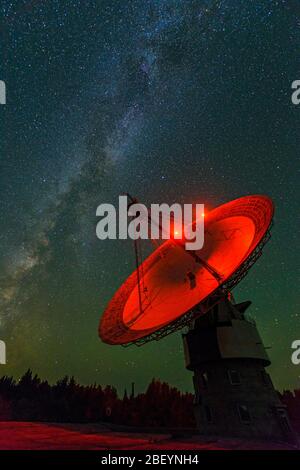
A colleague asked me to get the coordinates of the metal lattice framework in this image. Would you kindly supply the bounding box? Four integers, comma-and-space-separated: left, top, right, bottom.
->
122, 224, 272, 347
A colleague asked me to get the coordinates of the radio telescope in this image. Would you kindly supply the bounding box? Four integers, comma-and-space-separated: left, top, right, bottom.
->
98, 194, 298, 444
99, 195, 273, 346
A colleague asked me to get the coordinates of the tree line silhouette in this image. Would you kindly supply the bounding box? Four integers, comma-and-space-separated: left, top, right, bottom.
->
0, 370, 195, 428
0, 370, 299, 433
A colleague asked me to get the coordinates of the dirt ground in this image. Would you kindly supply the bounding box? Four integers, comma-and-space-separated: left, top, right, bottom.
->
0, 422, 297, 450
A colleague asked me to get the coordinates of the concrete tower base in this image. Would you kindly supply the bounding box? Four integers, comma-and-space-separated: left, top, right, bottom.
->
183, 299, 298, 445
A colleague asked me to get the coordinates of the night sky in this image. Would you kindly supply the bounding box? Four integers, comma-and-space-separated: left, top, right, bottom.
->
1, 0, 299, 394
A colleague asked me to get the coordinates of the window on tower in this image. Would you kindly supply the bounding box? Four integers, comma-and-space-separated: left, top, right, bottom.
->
260, 370, 270, 386
201, 372, 209, 389
238, 404, 251, 423
193, 392, 202, 405
228, 370, 241, 385
204, 405, 213, 423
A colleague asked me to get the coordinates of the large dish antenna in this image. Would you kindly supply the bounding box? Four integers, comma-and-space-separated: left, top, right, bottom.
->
99, 195, 274, 346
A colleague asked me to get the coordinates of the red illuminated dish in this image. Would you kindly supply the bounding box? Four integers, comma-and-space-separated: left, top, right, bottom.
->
99, 195, 274, 345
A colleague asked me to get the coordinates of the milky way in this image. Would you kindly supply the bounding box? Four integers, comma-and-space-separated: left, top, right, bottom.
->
0, 0, 299, 392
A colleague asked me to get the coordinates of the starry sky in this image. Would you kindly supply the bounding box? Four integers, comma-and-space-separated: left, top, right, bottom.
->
0, 0, 299, 394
